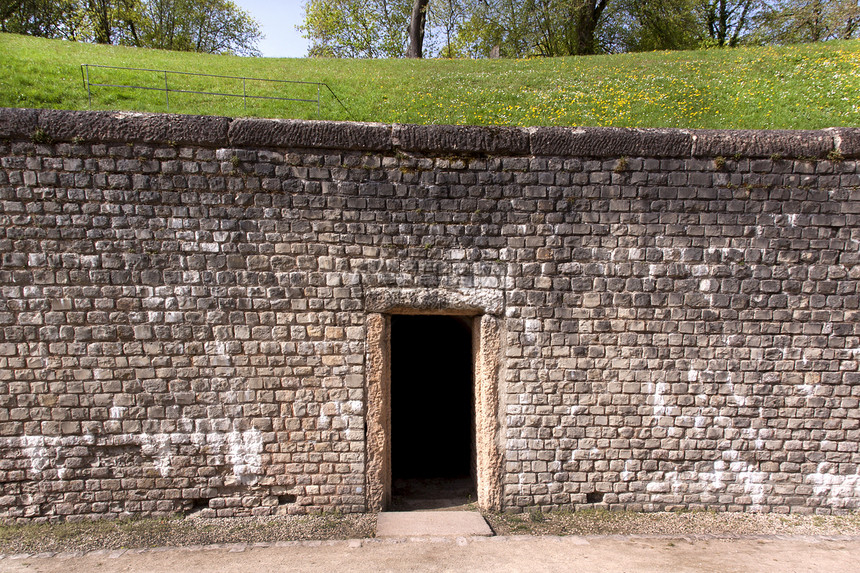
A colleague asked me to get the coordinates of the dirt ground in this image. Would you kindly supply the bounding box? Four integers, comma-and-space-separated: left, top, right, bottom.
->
2, 535, 859, 573
3, 511, 860, 572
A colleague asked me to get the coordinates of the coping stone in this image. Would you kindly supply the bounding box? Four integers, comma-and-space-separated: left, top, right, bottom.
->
530, 126, 694, 157
394, 124, 530, 155
229, 118, 393, 151
692, 129, 834, 158
0, 108, 39, 139
2, 107, 853, 160
828, 127, 860, 158
37, 109, 231, 146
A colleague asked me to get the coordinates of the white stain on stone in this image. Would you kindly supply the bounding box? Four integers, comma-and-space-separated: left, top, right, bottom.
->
2, 424, 265, 485
21, 435, 50, 475
665, 463, 725, 498
227, 428, 263, 485
726, 377, 746, 407
651, 381, 669, 421
733, 461, 768, 509
621, 460, 635, 482
318, 400, 363, 430
15, 435, 95, 477
140, 433, 173, 478
204, 340, 233, 366
806, 463, 860, 509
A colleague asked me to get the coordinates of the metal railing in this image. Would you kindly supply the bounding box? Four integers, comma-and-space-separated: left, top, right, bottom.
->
80, 64, 350, 118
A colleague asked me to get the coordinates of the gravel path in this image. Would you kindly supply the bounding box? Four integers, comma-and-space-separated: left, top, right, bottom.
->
0, 514, 376, 555
485, 509, 860, 537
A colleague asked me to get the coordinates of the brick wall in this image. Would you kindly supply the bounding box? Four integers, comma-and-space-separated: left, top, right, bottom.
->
1, 108, 859, 521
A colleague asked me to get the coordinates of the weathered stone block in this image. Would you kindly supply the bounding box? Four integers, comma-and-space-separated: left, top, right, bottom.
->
394, 124, 530, 155
229, 118, 392, 151
531, 127, 693, 157
0, 108, 39, 139
37, 110, 230, 146
692, 129, 834, 158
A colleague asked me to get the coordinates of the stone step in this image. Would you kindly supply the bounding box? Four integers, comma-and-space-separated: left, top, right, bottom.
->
376, 511, 494, 538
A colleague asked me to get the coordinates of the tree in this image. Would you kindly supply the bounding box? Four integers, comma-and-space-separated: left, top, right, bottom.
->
614, 0, 702, 51
699, 0, 759, 47
570, 0, 610, 54
0, 0, 262, 55
300, 0, 410, 57
407, 0, 430, 57
0, 0, 82, 38
184, 0, 262, 55
755, 1, 860, 44
454, 1, 613, 57
140, 0, 187, 49
299, 0, 856, 59
82, 0, 145, 45
431, 0, 466, 57
458, 0, 536, 57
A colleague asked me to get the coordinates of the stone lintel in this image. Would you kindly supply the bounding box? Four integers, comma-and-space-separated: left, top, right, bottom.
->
364, 288, 504, 317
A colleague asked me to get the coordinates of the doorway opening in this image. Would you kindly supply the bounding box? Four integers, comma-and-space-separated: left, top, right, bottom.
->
389, 314, 476, 510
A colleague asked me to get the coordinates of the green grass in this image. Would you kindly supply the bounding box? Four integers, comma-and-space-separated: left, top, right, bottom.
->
1, 32, 858, 128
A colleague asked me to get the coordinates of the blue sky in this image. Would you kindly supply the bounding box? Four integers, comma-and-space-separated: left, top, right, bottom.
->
233, 0, 310, 58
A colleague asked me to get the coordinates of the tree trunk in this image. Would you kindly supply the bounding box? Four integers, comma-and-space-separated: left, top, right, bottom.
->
407, 0, 430, 58
89, 0, 113, 44
573, 0, 608, 55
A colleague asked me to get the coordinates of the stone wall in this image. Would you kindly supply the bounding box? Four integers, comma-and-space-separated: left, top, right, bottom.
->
1, 107, 859, 521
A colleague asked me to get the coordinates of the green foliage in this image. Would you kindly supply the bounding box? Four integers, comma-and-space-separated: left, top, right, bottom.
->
1, 32, 858, 130
0, 0, 262, 55
301, 0, 615, 59
300, 0, 410, 58
699, 0, 761, 48
605, 0, 703, 52
300, 0, 859, 59
753, 1, 860, 45
529, 508, 546, 522
30, 127, 52, 143
0, 0, 83, 38
139, 0, 263, 56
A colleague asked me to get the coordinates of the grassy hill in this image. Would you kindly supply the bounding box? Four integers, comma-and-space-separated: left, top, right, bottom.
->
0, 32, 858, 129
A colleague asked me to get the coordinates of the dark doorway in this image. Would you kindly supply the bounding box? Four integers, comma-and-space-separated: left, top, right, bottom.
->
390, 314, 476, 510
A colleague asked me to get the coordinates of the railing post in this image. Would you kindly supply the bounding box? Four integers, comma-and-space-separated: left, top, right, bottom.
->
164, 70, 169, 111
82, 65, 92, 108
317, 84, 320, 118
243, 78, 247, 111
